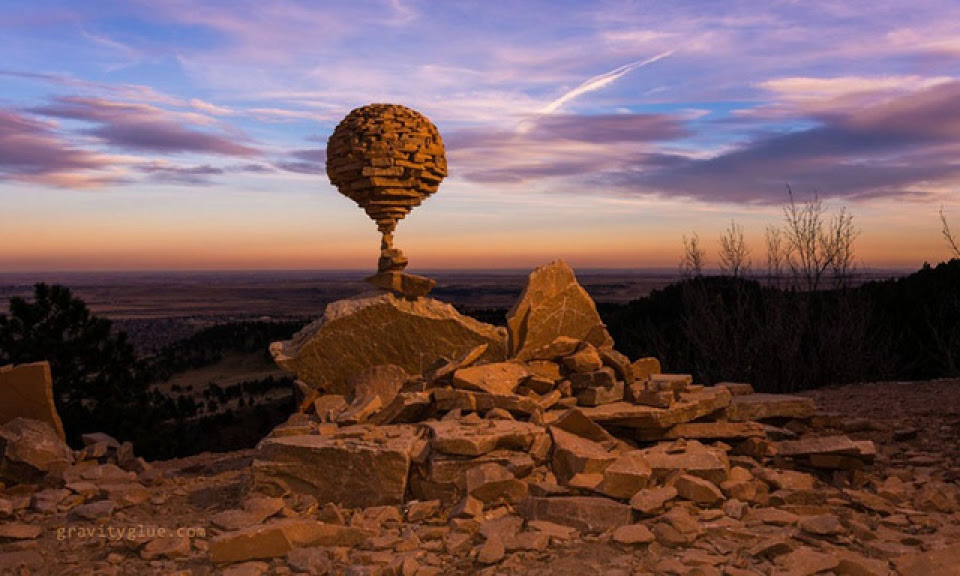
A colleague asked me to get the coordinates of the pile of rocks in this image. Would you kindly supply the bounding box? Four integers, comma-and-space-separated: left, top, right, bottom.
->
1, 260, 957, 575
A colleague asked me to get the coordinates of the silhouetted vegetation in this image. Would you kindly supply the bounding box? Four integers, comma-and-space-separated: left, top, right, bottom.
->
0, 284, 301, 458
143, 320, 306, 381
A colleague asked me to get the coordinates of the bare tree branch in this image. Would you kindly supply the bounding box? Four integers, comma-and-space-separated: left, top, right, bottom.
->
680, 232, 705, 278
941, 206, 960, 259
719, 220, 750, 277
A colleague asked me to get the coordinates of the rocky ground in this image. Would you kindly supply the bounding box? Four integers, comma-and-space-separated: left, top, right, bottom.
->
2, 261, 957, 576
0, 377, 957, 576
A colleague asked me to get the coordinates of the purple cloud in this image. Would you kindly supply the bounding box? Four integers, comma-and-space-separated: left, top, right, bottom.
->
29, 97, 258, 156
138, 162, 224, 185
634, 81, 960, 203
0, 109, 114, 187
276, 148, 326, 175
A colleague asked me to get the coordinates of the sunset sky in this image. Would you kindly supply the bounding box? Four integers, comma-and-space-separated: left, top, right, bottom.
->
2, 0, 959, 271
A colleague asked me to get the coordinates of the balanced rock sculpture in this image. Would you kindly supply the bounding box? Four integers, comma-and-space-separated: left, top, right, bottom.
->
327, 103, 447, 298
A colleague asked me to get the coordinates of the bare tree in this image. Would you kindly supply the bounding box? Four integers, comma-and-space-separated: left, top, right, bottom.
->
718, 220, 751, 277
680, 232, 705, 278
779, 187, 859, 290
941, 206, 960, 259
765, 225, 784, 284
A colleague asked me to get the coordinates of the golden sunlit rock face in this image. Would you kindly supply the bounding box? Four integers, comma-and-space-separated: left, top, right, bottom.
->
326, 103, 447, 297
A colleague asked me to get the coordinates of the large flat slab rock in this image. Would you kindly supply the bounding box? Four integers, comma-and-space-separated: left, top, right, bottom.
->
579, 387, 732, 430
209, 519, 368, 563
0, 362, 65, 441
251, 424, 421, 507
517, 496, 633, 533
425, 419, 548, 457
506, 260, 613, 360
637, 439, 729, 485
271, 292, 507, 394
725, 394, 816, 421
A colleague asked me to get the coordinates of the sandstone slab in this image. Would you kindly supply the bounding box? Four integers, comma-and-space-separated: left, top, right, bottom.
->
451, 363, 529, 396
0, 417, 73, 483
271, 292, 506, 394
725, 393, 816, 421
638, 440, 729, 485
580, 387, 731, 430
209, 519, 368, 563
549, 427, 616, 484
425, 419, 546, 457
506, 260, 613, 360
0, 362, 65, 441
252, 425, 420, 507
517, 496, 633, 533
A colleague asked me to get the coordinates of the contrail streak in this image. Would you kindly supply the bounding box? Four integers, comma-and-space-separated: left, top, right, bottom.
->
539, 50, 674, 115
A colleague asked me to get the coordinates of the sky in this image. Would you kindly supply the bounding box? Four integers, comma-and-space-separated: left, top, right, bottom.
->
1, 0, 959, 272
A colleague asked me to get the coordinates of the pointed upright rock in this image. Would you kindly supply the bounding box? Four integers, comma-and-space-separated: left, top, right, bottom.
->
506, 260, 613, 361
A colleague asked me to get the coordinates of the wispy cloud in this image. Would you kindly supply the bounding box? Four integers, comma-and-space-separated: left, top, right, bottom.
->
29, 97, 259, 156
538, 51, 674, 115
0, 109, 119, 187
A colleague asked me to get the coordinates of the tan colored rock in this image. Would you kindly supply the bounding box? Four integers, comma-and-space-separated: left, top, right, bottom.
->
755, 468, 817, 491
425, 344, 489, 382
350, 365, 409, 407
466, 463, 527, 503
561, 346, 603, 374
599, 451, 652, 499
549, 427, 616, 484
576, 379, 624, 407
141, 535, 191, 560
313, 395, 348, 422
675, 474, 725, 505
638, 440, 729, 485
835, 551, 892, 576
550, 408, 617, 445
579, 386, 731, 430
517, 496, 632, 533
715, 382, 754, 396
524, 360, 562, 383
252, 425, 421, 507
0, 417, 73, 483
777, 435, 861, 457
221, 562, 270, 576
337, 394, 383, 425
775, 546, 840, 575
506, 260, 613, 360
639, 421, 766, 441
431, 388, 539, 416
364, 270, 435, 298
271, 292, 506, 394
629, 385, 675, 408
477, 533, 505, 565
799, 513, 844, 536
0, 362, 65, 441
69, 500, 116, 520
893, 543, 960, 576
725, 393, 816, 421
630, 357, 661, 380
211, 497, 285, 531
630, 486, 678, 515
612, 523, 655, 545
209, 519, 367, 563
370, 391, 431, 425
0, 523, 42, 540
451, 363, 529, 395
425, 419, 546, 457
647, 373, 692, 392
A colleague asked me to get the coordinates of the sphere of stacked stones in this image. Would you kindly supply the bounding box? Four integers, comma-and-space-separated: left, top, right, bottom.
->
326, 103, 447, 237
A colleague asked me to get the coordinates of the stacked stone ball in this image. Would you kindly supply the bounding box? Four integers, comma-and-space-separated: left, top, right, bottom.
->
326, 104, 447, 241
